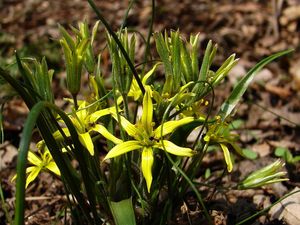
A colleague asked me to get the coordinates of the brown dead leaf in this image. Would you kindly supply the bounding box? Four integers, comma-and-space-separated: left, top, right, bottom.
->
252, 142, 271, 157
268, 140, 298, 149
289, 57, 300, 91
270, 108, 300, 127
280, 5, 300, 25
265, 84, 292, 98
269, 187, 300, 225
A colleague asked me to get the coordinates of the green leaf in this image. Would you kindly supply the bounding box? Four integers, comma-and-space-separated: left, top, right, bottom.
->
274, 147, 287, 157
171, 31, 181, 91
219, 49, 293, 121
58, 24, 76, 50
198, 40, 212, 82
275, 147, 293, 163
154, 32, 173, 77
242, 148, 258, 160
109, 197, 136, 225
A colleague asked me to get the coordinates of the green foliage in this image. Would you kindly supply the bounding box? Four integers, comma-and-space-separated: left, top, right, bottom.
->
275, 147, 300, 164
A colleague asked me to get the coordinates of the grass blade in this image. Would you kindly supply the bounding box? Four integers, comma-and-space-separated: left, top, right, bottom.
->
218, 49, 293, 121
14, 101, 96, 225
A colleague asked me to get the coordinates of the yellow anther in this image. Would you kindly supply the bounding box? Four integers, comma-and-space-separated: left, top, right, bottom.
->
215, 115, 221, 120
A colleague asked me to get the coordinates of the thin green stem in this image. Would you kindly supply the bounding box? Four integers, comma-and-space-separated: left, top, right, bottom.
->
160, 95, 212, 224
88, 0, 145, 95
141, 0, 155, 76
122, 93, 130, 121
72, 94, 79, 110
120, 0, 136, 30
236, 190, 300, 225
249, 100, 300, 127
0, 181, 12, 225
164, 151, 212, 224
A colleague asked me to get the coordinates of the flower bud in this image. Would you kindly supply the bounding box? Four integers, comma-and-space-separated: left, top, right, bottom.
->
238, 159, 288, 189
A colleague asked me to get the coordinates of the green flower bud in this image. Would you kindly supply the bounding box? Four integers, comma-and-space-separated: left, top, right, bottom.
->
238, 159, 288, 189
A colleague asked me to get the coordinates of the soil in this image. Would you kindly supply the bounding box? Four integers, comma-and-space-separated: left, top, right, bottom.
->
1, 0, 300, 224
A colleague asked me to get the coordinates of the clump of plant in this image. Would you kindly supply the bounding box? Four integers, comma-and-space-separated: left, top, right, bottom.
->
0, 1, 292, 224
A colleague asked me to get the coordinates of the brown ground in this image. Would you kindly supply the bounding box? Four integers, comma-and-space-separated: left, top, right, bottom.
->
1, 0, 300, 224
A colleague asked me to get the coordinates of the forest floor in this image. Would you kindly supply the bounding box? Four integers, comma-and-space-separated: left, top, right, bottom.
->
1, 0, 300, 224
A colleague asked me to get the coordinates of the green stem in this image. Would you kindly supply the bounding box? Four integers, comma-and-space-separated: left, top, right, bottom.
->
120, 0, 136, 30
72, 93, 79, 110
0, 181, 12, 225
88, 0, 145, 95
164, 151, 212, 224
141, 0, 155, 76
236, 189, 300, 225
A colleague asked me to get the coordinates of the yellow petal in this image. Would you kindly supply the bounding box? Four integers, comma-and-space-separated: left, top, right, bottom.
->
89, 107, 113, 123
117, 96, 124, 105
28, 151, 42, 166
76, 101, 87, 122
46, 162, 61, 176
141, 63, 160, 85
153, 117, 194, 138
110, 112, 139, 138
128, 79, 141, 101
104, 141, 142, 160
91, 124, 123, 144
141, 86, 153, 135
52, 128, 71, 140
26, 166, 41, 188
78, 132, 94, 155
155, 140, 194, 157
220, 143, 233, 172
141, 147, 154, 193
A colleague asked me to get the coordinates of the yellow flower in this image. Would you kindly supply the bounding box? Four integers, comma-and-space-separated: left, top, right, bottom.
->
104, 86, 195, 192
53, 101, 122, 156
128, 63, 160, 101
12, 147, 60, 188
203, 121, 245, 173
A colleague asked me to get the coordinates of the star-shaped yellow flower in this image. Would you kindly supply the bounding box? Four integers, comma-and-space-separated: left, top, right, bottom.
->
53, 101, 122, 155
104, 86, 195, 192
12, 147, 60, 188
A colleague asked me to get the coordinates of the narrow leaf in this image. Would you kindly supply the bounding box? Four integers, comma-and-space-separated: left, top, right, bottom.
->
219, 49, 293, 121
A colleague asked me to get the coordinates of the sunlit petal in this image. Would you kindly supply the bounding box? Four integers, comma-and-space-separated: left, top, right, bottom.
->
142, 63, 160, 84
128, 79, 141, 101
78, 132, 94, 155
104, 140, 142, 160
26, 166, 41, 188
76, 101, 87, 122
46, 162, 61, 176
52, 128, 71, 141
155, 140, 194, 157
141, 147, 154, 193
27, 151, 42, 166
89, 107, 114, 123
154, 117, 194, 138
141, 86, 153, 135
91, 124, 123, 144
110, 112, 139, 138
220, 143, 233, 172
